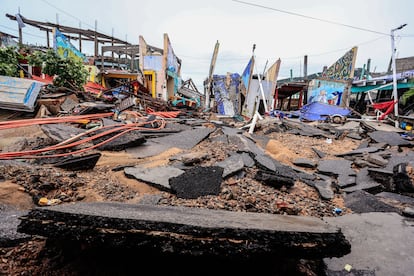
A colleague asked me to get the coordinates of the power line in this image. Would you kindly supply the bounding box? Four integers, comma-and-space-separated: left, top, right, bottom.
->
0, 24, 46, 39
232, 0, 389, 36
38, 0, 121, 41
39, 0, 94, 29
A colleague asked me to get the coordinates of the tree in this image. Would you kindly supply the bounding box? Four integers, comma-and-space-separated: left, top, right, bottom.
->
27, 49, 88, 91
0, 46, 22, 77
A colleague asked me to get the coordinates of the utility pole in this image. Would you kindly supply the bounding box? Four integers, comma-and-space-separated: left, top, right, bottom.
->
391, 23, 407, 128
17, 7, 23, 46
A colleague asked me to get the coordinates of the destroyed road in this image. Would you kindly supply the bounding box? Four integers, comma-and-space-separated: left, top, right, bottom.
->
0, 111, 413, 275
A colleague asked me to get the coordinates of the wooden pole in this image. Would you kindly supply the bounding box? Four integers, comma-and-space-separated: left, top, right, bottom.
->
94, 20, 98, 58
78, 22, 82, 52
46, 30, 50, 48
206, 40, 220, 109
18, 26, 23, 46
304, 55, 308, 81
111, 28, 114, 62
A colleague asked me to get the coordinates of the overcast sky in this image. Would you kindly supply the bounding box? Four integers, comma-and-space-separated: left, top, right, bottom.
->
2, 0, 414, 89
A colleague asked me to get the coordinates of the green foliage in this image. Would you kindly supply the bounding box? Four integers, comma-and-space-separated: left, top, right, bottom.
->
0, 46, 23, 77
27, 49, 88, 91
25, 50, 44, 67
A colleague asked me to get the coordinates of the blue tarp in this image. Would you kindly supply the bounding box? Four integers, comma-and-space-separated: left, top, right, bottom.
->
299, 102, 351, 121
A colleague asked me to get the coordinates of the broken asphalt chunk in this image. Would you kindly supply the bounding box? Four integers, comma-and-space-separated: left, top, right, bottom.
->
343, 168, 383, 193
254, 170, 295, 188
324, 212, 414, 276
0, 205, 30, 247
215, 153, 245, 178
127, 127, 214, 158
293, 158, 317, 169
169, 166, 223, 199
94, 130, 146, 151
41, 124, 88, 143
17, 202, 351, 259
312, 179, 334, 200
53, 153, 101, 171
312, 147, 326, 158
344, 190, 399, 213
124, 166, 185, 192
335, 147, 380, 157
317, 159, 355, 177
376, 192, 414, 206
368, 131, 413, 147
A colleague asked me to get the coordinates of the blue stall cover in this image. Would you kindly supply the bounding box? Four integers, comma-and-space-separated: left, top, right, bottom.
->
299, 102, 351, 121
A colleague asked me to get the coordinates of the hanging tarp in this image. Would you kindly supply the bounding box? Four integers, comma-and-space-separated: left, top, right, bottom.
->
0, 75, 42, 112
53, 28, 87, 63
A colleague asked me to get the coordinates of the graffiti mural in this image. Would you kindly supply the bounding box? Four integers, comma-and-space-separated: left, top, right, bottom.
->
307, 79, 347, 106
322, 47, 358, 80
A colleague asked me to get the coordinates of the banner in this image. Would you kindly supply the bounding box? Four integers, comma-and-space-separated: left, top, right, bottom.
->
53, 28, 87, 63
322, 47, 358, 80
241, 56, 254, 92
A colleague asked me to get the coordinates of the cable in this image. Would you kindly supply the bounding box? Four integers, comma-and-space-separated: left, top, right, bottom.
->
38, 0, 123, 41
39, 0, 94, 29
0, 114, 166, 159
232, 0, 389, 36
0, 24, 46, 39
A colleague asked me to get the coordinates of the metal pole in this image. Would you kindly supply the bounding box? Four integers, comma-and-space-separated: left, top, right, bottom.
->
18, 7, 22, 46
391, 23, 407, 128
94, 20, 98, 58
252, 44, 269, 113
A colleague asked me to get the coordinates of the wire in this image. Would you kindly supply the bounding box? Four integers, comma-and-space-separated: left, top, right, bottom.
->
232, 0, 389, 36
0, 114, 166, 159
0, 24, 46, 39
38, 0, 122, 41
39, 0, 94, 29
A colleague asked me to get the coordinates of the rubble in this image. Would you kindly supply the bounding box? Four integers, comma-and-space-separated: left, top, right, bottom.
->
0, 30, 414, 276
